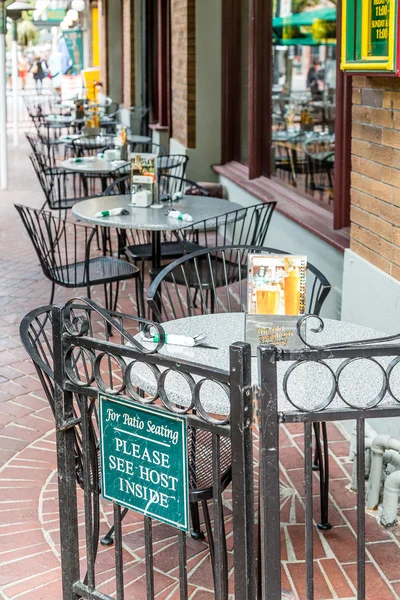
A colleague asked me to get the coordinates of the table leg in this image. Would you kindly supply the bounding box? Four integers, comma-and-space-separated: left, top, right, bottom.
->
149, 231, 162, 319
151, 231, 161, 270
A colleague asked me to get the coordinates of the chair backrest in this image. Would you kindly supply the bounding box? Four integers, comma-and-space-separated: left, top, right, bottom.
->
158, 174, 210, 197
130, 141, 166, 156
157, 154, 189, 181
71, 136, 115, 157
147, 244, 331, 322
15, 204, 95, 285
31, 151, 102, 209
124, 105, 149, 135
103, 175, 130, 196
174, 201, 276, 250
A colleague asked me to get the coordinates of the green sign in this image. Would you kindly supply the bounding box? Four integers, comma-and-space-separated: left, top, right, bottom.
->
99, 393, 189, 532
370, 0, 390, 56
63, 28, 83, 74
341, 0, 397, 73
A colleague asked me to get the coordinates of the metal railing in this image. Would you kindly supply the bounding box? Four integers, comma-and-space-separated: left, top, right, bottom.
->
257, 314, 400, 600
21, 301, 400, 600
22, 299, 255, 600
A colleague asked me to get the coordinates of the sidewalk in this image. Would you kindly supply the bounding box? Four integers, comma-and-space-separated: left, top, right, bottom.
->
0, 135, 400, 599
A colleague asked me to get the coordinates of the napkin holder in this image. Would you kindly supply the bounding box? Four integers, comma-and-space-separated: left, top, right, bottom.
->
131, 175, 155, 207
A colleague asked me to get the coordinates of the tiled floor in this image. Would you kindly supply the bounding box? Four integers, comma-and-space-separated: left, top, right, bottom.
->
1, 130, 400, 599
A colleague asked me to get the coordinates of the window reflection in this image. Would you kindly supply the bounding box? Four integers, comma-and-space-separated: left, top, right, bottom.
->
271, 2, 336, 211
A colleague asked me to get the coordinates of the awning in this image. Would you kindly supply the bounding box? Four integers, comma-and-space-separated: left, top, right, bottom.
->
272, 7, 336, 28
272, 7, 336, 46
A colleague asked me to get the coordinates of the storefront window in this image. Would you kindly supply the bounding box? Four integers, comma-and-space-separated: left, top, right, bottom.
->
271, 2, 336, 212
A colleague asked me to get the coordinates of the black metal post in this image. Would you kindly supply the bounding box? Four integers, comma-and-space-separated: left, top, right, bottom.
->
258, 346, 281, 600
230, 342, 256, 600
52, 306, 81, 600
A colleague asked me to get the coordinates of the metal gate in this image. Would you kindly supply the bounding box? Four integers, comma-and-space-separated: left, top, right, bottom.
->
257, 315, 400, 600
49, 299, 255, 600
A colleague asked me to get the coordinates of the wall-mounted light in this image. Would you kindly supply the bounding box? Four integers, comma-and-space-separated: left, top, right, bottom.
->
67, 8, 78, 21
71, 0, 86, 12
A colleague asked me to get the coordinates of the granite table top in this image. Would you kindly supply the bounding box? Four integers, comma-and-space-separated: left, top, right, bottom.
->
72, 194, 242, 231
128, 313, 400, 417
60, 157, 129, 174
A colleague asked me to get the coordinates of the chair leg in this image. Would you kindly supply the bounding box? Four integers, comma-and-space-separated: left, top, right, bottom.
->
314, 421, 332, 531
313, 422, 320, 471
101, 506, 129, 546
135, 275, 145, 319
202, 498, 228, 593
49, 282, 55, 304
190, 502, 205, 540
112, 281, 120, 312
202, 501, 215, 576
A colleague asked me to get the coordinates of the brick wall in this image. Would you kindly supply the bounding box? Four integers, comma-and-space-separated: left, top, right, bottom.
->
122, 0, 135, 107
171, 0, 196, 148
351, 77, 400, 279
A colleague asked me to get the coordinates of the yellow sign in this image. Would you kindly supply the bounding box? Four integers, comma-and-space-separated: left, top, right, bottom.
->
341, 0, 398, 73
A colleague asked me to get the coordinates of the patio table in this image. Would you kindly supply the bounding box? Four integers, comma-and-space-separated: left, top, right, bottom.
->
60, 157, 129, 175
57, 133, 152, 146
131, 311, 397, 531
131, 312, 395, 416
44, 114, 85, 126
72, 194, 242, 269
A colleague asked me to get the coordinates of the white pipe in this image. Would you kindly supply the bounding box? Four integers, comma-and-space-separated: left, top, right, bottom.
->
350, 422, 378, 492
381, 470, 400, 527
351, 439, 373, 492
349, 421, 378, 461
11, 38, 18, 147
384, 449, 400, 471
367, 435, 400, 510
0, 29, 7, 189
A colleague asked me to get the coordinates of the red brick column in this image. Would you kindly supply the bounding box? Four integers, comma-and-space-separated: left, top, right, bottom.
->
351, 77, 400, 279
171, 0, 196, 148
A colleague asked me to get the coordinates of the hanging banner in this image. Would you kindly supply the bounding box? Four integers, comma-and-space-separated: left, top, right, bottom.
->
63, 28, 84, 74
99, 393, 190, 532
341, 0, 400, 74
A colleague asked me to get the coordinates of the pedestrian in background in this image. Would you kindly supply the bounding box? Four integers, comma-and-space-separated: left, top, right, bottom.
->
31, 56, 46, 93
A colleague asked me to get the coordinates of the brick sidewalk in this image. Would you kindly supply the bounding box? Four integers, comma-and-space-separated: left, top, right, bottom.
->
1, 136, 400, 599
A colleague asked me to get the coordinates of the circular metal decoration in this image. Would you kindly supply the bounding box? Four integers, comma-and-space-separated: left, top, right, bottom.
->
158, 369, 195, 414
63, 307, 90, 338
387, 356, 400, 403
93, 352, 127, 395
125, 360, 160, 404
336, 357, 388, 409
194, 378, 231, 424
283, 359, 337, 412
65, 346, 95, 387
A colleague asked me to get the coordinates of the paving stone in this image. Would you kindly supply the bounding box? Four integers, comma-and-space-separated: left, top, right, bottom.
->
0, 133, 398, 599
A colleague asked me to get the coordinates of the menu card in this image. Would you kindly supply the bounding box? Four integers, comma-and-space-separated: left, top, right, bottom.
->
246, 254, 307, 355
247, 254, 307, 316
130, 153, 157, 203
245, 314, 307, 355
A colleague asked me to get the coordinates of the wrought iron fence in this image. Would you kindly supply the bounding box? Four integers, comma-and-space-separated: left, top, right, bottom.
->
257, 315, 400, 600
22, 298, 255, 600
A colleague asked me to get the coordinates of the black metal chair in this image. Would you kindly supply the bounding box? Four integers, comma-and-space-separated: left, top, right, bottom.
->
147, 244, 333, 530
129, 141, 166, 156
157, 154, 189, 181
142, 201, 277, 288
70, 136, 117, 158
20, 299, 233, 589
29, 152, 101, 211
15, 204, 143, 313
303, 136, 335, 203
